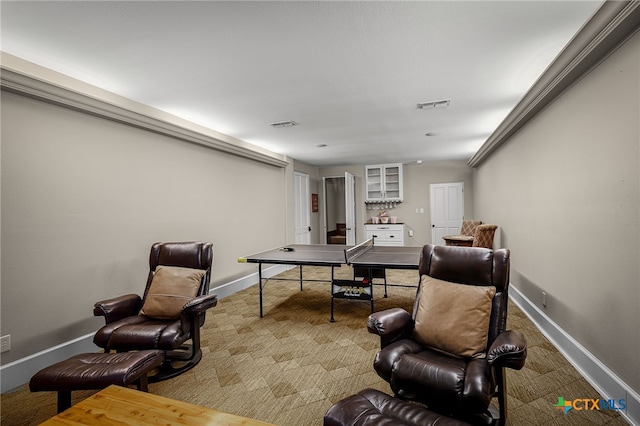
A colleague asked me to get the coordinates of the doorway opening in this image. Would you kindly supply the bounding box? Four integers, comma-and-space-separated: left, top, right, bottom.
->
325, 177, 346, 244
322, 172, 356, 245
294, 172, 311, 244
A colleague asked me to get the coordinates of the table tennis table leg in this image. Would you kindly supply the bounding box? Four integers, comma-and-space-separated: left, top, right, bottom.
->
299, 265, 303, 291
259, 264, 264, 318
371, 280, 375, 314
330, 266, 335, 322
384, 272, 388, 298
368, 269, 375, 313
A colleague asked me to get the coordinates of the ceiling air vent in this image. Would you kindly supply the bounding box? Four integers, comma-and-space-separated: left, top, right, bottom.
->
269, 121, 298, 128
417, 99, 451, 109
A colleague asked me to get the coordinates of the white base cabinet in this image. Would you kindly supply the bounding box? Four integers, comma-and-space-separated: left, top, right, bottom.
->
364, 224, 405, 246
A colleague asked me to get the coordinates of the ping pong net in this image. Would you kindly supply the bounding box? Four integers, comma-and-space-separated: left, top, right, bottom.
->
344, 238, 375, 264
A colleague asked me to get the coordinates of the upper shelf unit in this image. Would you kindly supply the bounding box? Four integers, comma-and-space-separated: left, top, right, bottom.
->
365, 163, 403, 202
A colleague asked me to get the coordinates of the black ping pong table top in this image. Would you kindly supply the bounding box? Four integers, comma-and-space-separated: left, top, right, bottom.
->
239, 242, 422, 320
240, 243, 421, 269
240, 244, 347, 267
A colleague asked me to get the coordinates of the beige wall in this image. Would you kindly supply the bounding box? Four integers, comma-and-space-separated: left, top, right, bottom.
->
320, 161, 474, 246
0, 82, 474, 367
399, 162, 475, 246
472, 32, 639, 391
1, 90, 288, 364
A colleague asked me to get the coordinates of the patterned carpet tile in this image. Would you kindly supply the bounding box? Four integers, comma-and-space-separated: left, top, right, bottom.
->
0, 267, 629, 426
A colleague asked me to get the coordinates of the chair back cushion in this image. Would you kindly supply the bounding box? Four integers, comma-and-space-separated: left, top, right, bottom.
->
472, 224, 498, 248
413, 276, 495, 358
141, 266, 205, 319
417, 244, 510, 345
147, 242, 213, 296
460, 220, 482, 236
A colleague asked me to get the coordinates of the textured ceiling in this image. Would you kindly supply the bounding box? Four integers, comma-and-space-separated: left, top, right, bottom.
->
1, 1, 602, 167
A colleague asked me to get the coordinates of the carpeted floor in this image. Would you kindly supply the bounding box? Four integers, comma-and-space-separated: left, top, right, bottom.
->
1, 266, 628, 425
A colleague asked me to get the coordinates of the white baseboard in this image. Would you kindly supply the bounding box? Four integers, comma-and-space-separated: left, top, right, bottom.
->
0, 264, 291, 393
0, 333, 100, 394
509, 286, 639, 426
210, 264, 292, 299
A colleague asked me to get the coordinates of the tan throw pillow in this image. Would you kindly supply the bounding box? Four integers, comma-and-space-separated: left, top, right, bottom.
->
140, 265, 205, 319
413, 275, 496, 358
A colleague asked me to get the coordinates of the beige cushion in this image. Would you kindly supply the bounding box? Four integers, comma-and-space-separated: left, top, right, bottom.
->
141, 266, 205, 319
413, 275, 496, 358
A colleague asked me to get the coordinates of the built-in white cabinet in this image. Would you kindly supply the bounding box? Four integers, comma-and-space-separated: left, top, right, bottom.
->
365, 224, 405, 246
365, 163, 403, 202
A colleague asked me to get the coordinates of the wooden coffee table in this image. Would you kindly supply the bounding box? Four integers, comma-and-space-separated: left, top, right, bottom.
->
39, 385, 275, 425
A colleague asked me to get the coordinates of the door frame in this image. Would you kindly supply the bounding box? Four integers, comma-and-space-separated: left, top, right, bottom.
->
322, 173, 357, 245
294, 171, 311, 244
344, 172, 356, 245
429, 182, 464, 245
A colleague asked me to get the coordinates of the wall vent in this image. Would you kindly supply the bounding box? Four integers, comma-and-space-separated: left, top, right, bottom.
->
417, 100, 451, 109
269, 121, 298, 128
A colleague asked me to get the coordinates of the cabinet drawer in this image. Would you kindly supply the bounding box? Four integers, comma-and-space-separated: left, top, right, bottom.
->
365, 224, 403, 232
365, 224, 405, 246
384, 231, 402, 241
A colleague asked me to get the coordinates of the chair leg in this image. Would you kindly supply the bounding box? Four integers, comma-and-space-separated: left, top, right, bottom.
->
136, 374, 149, 392
57, 391, 72, 413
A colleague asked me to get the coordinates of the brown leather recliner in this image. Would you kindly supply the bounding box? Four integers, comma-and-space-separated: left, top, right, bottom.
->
367, 244, 527, 425
93, 242, 217, 382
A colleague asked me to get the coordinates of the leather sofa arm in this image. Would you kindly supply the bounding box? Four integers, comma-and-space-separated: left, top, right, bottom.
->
183, 293, 219, 315
93, 294, 142, 324
367, 308, 414, 348
487, 329, 527, 370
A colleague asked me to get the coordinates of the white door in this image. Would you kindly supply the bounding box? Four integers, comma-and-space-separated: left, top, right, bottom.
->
344, 172, 356, 245
294, 172, 311, 244
430, 182, 464, 245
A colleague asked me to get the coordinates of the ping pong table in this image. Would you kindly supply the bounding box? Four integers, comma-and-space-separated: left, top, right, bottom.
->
238, 239, 422, 321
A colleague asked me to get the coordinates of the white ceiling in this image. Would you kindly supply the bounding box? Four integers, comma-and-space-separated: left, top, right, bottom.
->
1, 1, 602, 167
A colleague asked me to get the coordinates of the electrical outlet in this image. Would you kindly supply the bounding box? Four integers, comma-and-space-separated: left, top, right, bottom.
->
0, 335, 10, 353
542, 291, 547, 308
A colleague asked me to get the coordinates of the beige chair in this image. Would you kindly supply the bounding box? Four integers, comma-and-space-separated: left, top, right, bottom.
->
472, 224, 498, 249
442, 220, 482, 246
460, 220, 482, 236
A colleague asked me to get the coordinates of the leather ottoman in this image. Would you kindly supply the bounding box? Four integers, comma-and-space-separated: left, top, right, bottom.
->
324, 388, 471, 426
29, 350, 164, 413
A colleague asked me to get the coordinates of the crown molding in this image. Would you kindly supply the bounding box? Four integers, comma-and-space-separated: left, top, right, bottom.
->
0, 65, 289, 168
468, 0, 640, 168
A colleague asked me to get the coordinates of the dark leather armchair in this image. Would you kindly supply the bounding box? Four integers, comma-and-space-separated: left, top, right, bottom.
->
367, 244, 526, 425
93, 242, 217, 382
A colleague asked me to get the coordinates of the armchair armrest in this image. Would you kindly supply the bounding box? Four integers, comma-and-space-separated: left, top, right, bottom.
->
367, 308, 414, 348
487, 329, 527, 370
183, 293, 219, 315
93, 294, 142, 324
